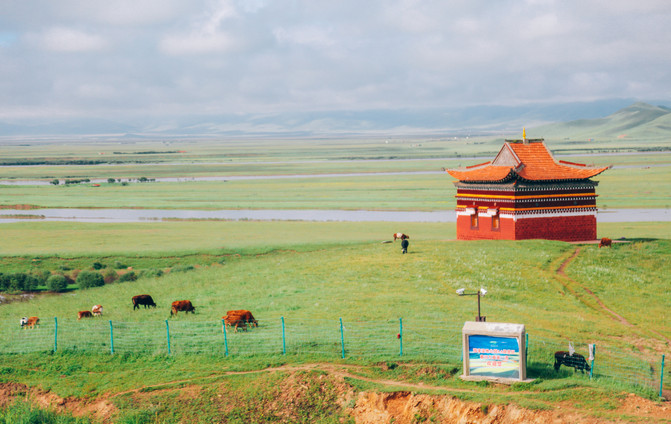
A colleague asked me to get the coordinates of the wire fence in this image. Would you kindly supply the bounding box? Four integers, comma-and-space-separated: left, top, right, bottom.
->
1, 317, 666, 397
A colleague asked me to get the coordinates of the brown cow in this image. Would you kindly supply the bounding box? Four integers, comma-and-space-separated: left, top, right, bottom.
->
223, 309, 258, 332
393, 233, 409, 241
132, 294, 157, 310
78, 310, 93, 320
92, 304, 103, 317
171, 300, 195, 316
599, 237, 612, 248
20, 316, 39, 329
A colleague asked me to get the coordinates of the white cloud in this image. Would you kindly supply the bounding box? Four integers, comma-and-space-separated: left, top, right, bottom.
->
1, 1, 671, 123
160, 32, 237, 55
273, 26, 335, 48
159, 0, 241, 55
36, 27, 107, 52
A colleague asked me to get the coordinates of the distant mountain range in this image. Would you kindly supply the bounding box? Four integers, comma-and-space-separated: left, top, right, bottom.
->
528, 102, 671, 141
1, 99, 670, 139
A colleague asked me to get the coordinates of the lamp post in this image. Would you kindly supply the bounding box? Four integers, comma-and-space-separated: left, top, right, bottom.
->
456, 288, 487, 322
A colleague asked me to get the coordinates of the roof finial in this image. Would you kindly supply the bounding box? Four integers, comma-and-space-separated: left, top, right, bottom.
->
522, 127, 527, 144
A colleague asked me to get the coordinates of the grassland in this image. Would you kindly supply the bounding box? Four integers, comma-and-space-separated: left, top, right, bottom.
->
1, 135, 670, 423
0, 233, 669, 422
2, 137, 670, 211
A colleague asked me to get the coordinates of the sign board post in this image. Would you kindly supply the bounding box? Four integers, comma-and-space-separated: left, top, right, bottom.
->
461, 321, 533, 384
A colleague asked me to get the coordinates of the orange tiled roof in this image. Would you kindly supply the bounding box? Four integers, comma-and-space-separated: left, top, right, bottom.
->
446, 141, 610, 182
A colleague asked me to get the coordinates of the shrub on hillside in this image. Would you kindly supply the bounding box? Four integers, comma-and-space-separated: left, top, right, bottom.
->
46, 274, 69, 292
139, 268, 163, 279
76, 271, 104, 289
171, 265, 195, 273
103, 269, 119, 284
31, 270, 51, 285
92, 262, 104, 270
118, 271, 137, 282
114, 261, 128, 269
69, 269, 81, 282
0, 273, 39, 292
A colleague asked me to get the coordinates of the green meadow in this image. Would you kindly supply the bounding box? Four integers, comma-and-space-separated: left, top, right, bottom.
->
0, 231, 669, 423
0, 136, 670, 423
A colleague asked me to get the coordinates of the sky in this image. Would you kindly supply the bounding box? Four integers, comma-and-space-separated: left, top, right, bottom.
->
1, 0, 671, 127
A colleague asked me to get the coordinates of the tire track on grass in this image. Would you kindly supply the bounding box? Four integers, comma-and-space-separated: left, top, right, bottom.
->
555, 247, 632, 326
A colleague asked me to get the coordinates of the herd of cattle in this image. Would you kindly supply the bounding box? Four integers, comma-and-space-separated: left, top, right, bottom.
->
20, 294, 258, 334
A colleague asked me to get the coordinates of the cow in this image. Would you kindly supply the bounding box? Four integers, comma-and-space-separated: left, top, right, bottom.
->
393, 233, 409, 241
554, 351, 591, 373
92, 304, 103, 317
222, 309, 258, 332
132, 294, 157, 310
599, 237, 612, 248
171, 300, 195, 316
20, 316, 39, 329
78, 310, 93, 320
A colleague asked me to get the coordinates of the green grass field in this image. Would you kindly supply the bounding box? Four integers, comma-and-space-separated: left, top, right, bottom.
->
0, 233, 669, 422
1, 136, 670, 423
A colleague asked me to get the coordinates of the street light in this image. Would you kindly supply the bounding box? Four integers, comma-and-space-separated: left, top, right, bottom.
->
456, 287, 487, 322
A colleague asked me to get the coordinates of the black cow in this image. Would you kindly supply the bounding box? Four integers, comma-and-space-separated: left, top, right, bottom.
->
554, 351, 591, 373
132, 294, 157, 310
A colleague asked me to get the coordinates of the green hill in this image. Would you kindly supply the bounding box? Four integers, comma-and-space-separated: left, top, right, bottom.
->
528, 102, 671, 143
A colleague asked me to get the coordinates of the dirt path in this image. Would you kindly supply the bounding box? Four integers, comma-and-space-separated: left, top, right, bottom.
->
556, 248, 632, 326
555, 248, 671, 345
108, 363, 494, 399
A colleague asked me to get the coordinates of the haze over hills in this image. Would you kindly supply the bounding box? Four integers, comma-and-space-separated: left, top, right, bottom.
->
1, 99, 670, 140
528, 102, 671, 142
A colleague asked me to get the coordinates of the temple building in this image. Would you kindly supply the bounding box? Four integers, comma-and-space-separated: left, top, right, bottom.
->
445, 133, 610, 241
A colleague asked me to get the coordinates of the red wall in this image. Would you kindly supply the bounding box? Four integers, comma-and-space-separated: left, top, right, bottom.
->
457, 214, 596, 241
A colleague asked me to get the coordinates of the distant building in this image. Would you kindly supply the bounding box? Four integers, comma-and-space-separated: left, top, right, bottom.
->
445, 134, 610, 241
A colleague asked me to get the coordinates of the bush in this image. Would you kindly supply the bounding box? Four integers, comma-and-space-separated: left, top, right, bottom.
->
114, 261, 128, 269
31, 270, 51, 285
46, 275, 69, 292
92, 262, 104, 270
139, 269, 163, 279
171, 265, 194, 273
76, 271, 105, 289
118, 271, 137, 282
0, 273, 39, 292
103, 269, 119, 284
107, 178, 116, 184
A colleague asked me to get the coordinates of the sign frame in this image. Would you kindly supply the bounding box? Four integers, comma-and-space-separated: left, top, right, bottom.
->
461, 321, 532, 383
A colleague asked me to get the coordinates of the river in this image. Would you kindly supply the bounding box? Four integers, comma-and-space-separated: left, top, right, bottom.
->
0, 208, 669, 223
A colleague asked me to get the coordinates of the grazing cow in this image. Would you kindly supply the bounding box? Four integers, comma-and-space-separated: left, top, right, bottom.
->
171, 300, 195, 316
92, 304, 103, 317
554, 351, 591, 373
78, 310, 93, 320
393, 233, 409, 241
20, 316, 39, 329
223, 309, 258, 332
599, 237, 612, 248
132, 294, 157, 310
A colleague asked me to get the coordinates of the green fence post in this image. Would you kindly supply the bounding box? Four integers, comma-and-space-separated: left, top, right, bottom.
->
589, 344, 595, 380
222, 319, 228, 357
399, 318, 403, 356
165, 320, 171, 355
660, 354, 665, 398
281, 317, 286, 355
339, 318, 345, 359
109, 320, 114, 354
525, 333, 529, 365
53, 317, 58, 352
